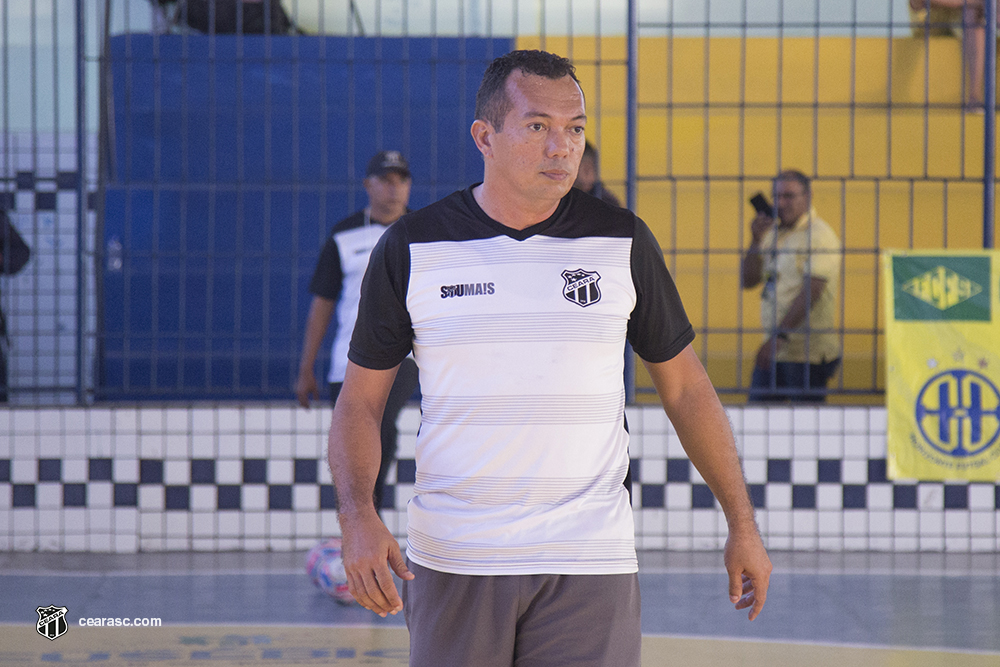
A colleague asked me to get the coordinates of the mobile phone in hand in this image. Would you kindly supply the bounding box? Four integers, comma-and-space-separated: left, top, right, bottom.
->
750, 192, 773, 217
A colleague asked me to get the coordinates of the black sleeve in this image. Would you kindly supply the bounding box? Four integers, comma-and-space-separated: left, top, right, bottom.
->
0, 211, 30, 275
627, 216, 695, 363
308, 234, 343, 301
348, 225, 414, 370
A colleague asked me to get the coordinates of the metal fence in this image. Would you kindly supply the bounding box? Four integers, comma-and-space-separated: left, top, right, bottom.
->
1, 0, 996, 406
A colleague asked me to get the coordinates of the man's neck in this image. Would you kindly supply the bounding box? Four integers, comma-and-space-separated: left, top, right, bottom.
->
367, 206, 402, 226
472, 183, 561, 231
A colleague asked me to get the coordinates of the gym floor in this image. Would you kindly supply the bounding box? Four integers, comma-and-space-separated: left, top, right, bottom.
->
3, 550, 998, 666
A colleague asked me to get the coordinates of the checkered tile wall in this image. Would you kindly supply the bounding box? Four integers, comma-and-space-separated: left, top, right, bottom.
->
1, 404, 998, 552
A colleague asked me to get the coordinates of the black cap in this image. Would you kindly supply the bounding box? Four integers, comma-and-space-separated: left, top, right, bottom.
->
366, 150, 411, 178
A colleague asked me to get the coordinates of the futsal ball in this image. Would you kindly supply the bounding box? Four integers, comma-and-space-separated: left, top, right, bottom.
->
306, 538, 355, 605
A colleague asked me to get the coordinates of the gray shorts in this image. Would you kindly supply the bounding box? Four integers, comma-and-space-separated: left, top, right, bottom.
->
402, 559, 641, 667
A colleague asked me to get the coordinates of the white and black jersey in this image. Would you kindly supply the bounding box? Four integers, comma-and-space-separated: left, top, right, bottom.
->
310, 210, 396, 384
350, 186, 694, 576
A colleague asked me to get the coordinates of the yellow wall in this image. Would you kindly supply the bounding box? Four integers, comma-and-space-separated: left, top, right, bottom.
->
518, 35, 998, 403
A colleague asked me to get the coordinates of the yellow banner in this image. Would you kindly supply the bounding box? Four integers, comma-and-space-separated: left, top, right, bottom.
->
884, 250, 1000, 481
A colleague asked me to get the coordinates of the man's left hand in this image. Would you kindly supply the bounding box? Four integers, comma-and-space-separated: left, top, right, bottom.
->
724, 527, 772, 621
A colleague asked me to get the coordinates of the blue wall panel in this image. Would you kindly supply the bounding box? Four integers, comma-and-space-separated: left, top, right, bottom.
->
100, 34, 513, 399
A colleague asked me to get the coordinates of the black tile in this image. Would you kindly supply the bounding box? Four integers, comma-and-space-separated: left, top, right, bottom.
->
629, 458, 641, 482
747, 484, 766, 508
269, 485, 292, 510
16, 172, 34, 190
792, 485, 816, 509
767, 459, 791, 483
666, 458, 690, 482
140, 459, 164, 485
56, 171, 79, 190
13, 484, 36, 507
35, 192, 56, 210
217, 485, 241, 510
190, 459, 216, 484
692, 484, 716, 508
868, 459, 888, 484
114, 483, 138, 507
319, 484, 338, 509
842, 485, 867, 509
0, 192, 13, 210
817, 459, 841, 483
380, 485, 395, 509
89, 458, 113, 481
63, 483, 87, 507
395, 459, 416, 484
165, 485, 190, 510
294, 459, 318, 484
0, 459, 10, 483
996, 485, 1000, 510
641, 484, 664, 508
38, 459, 62, 482
944, 485, 968, 509
87, 191, 97, 211
243, 459, 267, 484
893, 485, 917, 509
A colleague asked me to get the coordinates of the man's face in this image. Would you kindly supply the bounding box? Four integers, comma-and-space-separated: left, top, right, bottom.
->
486, 71, 587, 204
573, 153, 597, 193
773, 178, 810, 227
365, 170, 411, 222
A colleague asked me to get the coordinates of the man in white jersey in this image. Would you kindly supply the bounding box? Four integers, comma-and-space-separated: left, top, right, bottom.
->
295, 151, 419, 511
328, 50, 771, 666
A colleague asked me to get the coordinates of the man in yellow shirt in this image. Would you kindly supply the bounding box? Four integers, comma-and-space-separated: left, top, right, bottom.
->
741, 171, 842, 402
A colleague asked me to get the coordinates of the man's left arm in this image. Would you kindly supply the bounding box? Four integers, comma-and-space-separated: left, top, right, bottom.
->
755, 275, 827, 369
644, 345, 772, 620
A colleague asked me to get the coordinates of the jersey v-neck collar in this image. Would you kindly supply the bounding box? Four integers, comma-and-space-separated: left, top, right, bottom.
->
461, 184, 570, 241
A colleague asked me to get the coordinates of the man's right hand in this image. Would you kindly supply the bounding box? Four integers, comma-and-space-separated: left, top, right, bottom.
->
338, 509, 414, 617
295, 369, 319, 408
749, 211, 775, 246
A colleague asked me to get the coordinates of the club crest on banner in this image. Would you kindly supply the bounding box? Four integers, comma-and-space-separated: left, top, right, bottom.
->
915, 370, 1000, 458
36, 606, 69, 640
562, 269, 601, 307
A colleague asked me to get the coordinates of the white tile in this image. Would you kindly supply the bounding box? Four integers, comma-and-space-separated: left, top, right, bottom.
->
740, 433, 767, 458
944, 512, 970, 537
243, 486, 268, 511
139, 486, 163, 511
395, 485, 416, 509
817, 535, 844, 550
218, 512, 242, 537
164, 409, 189, 433
643, 408, 670, 434
842, 509, 868, 535
867, 485, 893, 510
112, 434, 138, 458
868, 434, 888, 458
792, 459, 817, 484
919, 510, 944, 535
217, 408, 241, 433
164, 460, 189, 485
139, 408, 164, 433
665, 484, 689, 509
766, 484, 792, 510
269, 434, 295, 458
61, 458, 87, 483
269, 459, 294, 484
318, 465, 333, 484
217, 434, 241, 459
765, 510, 791, 537
88, 409, 113, 433
243, 538, 267, 551
867, 510, 893, 535
641, 509, 666, 536
742, 407, 767, 433
165, 512, 190, 538
792, 406, 819, 433
791, 433, 818, 458
12, 411, 37, 434
691, 509, 721, 536
114, 408, 139, 434
917, 535, 944, 551
243, 512, 267, 537
868, 408, 887, 434
191, 409, 215, 434
642, 433, 667, 458
724, 406, 743, 433
816, 485, 841, 510
642, 458, 666, 484
112, 534, 136, 553
969, 485, 996, 510
294, 484, 319, 510
87, 533, 112, 552
766, 433, 793, 458
38, 410, 63, 434
665, 509, 692, 535
843, 434, 867, 458
216, 459, 242, 484
244, 408, 268, 433
969, 537, 995, 552
114, 508, 138, 533
918, 484, 944, 510
894, 510, 919, 535
139, 512, 164, 536
64, 534, 87, 551
792, 508, 817, 534
792, 534, 818, 550
867, 536, 892, 551
689, 465, 705, 484
841, 460, 867, 484
191, 434, 216, 456
191, 486, 215, 511
295, 433, 325, 459
114, 459, 139, 483
743, 458, 767, 484
243, 434, 267, 458
164, 434, 189, 458
88, 483, 112, 509
295, 511, 320, 538
12, 434, 36, 459
320, 511, 343, 537
38, 434, 63, 457
626, 433, 643, 457
767, 407, 793, 433
63, 409, 87, 434
969, 511, 995, 536
817, 433, 843, 458
11, 459, 35, 483
37, 483, 62, 509
843, 408, 869, 433
625, 406, 643, 434
665, 434, 686, 458
139, 433, 165, 458
817, 407, 843, 433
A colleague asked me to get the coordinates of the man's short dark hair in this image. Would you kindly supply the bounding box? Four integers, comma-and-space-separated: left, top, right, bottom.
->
774, 169, 810, 193
475, 50, 580, 132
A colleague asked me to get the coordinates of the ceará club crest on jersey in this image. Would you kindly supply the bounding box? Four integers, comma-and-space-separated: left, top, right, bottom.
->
562, 269, 602, 307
